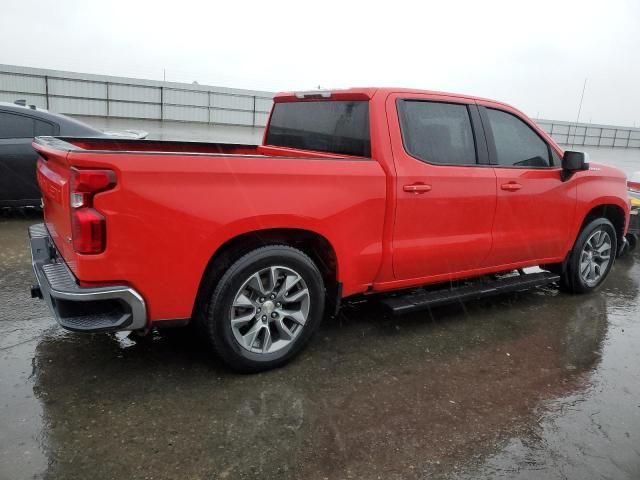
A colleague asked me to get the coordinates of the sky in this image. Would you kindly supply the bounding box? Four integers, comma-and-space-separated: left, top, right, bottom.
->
1, 0, 639, 126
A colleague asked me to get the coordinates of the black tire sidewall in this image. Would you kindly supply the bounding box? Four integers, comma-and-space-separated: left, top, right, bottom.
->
567, 218, 617, 293
206, 246, 325, 372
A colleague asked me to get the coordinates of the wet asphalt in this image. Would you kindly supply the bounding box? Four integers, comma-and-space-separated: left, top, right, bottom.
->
1, 211, 639, 480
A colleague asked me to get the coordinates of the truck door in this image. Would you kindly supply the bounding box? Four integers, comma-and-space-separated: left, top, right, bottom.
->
387, 94, 497, 280
478, 103, 576, 265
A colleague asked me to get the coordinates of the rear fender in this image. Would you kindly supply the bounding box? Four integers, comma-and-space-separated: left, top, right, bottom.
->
201, 214, 342, 280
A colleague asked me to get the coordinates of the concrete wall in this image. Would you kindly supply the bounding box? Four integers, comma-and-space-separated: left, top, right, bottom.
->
70, 115, 265, 144
2, 64, 640, 148
0, 64, 272, 143
536, 119, 640, 149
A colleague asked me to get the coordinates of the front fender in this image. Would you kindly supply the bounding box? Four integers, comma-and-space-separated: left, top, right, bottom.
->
569, 168, 630, 251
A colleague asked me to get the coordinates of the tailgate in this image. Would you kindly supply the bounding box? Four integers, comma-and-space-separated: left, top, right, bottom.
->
34, 139, 77, 270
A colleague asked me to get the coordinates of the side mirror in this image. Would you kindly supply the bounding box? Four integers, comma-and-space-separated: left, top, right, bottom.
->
561, 151, 589, 181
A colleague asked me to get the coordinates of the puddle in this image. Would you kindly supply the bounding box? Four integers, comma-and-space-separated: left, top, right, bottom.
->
1, 214, 639, 479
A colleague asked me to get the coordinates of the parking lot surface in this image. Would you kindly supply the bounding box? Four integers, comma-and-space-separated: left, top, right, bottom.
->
1, 212, 639, 480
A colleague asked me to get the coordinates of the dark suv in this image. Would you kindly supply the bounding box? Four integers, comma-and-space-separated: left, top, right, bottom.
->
0, 101, 103, 207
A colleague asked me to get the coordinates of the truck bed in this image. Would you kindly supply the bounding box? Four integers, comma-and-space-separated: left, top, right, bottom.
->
34, 136, 368, 160
61, 137, 263, 155
32, 135, 386, 322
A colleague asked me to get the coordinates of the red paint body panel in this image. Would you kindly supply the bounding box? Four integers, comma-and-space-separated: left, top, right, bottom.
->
570, 163, 631, 240
384, 93, 497, 279
488, 168, 576, 265
33, 87, 630, 325
36, 145, 386, 320
36, 146, 76, 268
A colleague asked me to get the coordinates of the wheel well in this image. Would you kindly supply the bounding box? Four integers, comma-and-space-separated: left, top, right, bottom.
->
580, 204, 626, 251
192, 229, 338, 318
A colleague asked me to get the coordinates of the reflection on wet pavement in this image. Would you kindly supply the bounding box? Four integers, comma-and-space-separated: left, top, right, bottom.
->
1, 213, 639, 479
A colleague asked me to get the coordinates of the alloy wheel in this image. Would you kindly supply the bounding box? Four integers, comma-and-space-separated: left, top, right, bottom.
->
579, 229, 612, 287
230, 266, 310, 354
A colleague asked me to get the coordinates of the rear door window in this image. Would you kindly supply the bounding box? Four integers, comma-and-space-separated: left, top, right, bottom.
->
35, 119, 56, 136
265, 101, 370, 157
485, 108, 551, 167
397, 100, 478, 165
0, 111, 35, 139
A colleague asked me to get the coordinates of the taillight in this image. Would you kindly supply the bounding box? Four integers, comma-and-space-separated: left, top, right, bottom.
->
70, 168, 116, 254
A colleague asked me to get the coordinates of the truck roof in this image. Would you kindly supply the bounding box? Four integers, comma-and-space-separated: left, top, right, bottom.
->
274, 87, 512, 109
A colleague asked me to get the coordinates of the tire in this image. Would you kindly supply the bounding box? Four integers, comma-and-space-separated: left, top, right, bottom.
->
561, 218, 617, 293
199, 245, 325, 373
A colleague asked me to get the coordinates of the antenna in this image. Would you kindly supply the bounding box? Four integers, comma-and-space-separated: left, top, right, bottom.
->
572, 78, 587, 146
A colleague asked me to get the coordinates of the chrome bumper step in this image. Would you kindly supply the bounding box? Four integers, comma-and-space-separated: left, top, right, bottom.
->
29, 223, 147, 332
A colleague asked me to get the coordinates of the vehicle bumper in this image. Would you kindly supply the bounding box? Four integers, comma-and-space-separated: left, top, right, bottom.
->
29, 223, 147, 332
623, 200, 639, 254
629, 206, 639, 235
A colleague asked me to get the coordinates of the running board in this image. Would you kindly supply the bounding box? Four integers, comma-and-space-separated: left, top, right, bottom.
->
380, 272, 560, 315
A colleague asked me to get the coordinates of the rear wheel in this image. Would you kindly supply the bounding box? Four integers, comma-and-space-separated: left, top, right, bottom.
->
200, 245, 325, 372
561, 218, 617, 293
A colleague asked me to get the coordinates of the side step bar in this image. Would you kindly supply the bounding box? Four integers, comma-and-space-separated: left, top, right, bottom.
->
380, 271, 560, 315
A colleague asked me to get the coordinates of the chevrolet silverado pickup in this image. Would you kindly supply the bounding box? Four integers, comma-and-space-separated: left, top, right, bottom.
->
29, 88, 630, 372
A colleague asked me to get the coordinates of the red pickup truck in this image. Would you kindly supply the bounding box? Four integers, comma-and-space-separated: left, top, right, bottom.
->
29, 88, 630, 372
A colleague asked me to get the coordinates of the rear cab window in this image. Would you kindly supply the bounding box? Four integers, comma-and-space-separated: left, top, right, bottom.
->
265, 101, 370, 157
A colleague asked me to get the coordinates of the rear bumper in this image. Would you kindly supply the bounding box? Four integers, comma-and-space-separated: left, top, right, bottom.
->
29, 223, 147, 332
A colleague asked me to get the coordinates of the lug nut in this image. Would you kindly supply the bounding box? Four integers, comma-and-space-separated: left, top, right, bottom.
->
256, 307, 261, 312
271, 312, 278, 318
270, 293, 276, 299
259, 297, 265, 303
262, 315, 267, 321
276, 302, 281, 307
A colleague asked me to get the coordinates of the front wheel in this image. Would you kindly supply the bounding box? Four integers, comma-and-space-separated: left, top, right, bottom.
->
201, 245, 325, 373
561, 218, 617, 293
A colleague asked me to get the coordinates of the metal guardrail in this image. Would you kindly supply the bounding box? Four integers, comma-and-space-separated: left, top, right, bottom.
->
0, 66, 274, 128
536, 119, 640, 149
2, 66, 639, 146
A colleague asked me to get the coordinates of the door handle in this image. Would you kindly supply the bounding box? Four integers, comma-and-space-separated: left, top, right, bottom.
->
403, 183, 432, 194
500, 182, 522, 192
